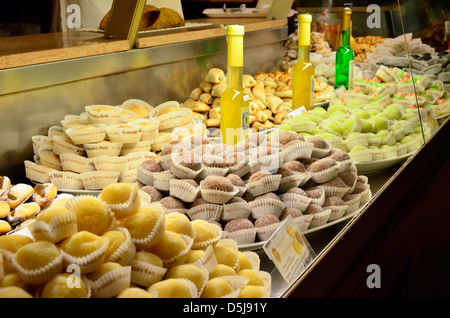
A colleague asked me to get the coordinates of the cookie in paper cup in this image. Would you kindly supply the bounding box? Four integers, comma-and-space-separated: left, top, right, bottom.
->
52, 136, 86, 157
293, 214, 313, 232
119, 169, 137, 183
305, 187, 326, 206
323, 196, 349, 221
250, 193, 285, 219
123, 203, 165, 250
107, 123, 143, 144
85, 105, 122, 125
99, 182, 140, 220
223, 218, 256, 245
329, 150, 353, 173
130, 117, 159, 141
49, 170, 84, 190
221, 197, 251, 222
66, 124, 107, 145
102, 227, 136, 266
24, 160, 57, 184
152, 170, 176, 192
28, 209, 77, 243
122, 99, 155, 118
246, 170, 281, 197
281, 140, 314, 162
254, 214, 281, 241
187, 198, 223, 221
198, 156, 229, 179
276, 170, 306, 193
11, 241, 64, 285
304, 206, 332, 228
60, 153, 95, 173
169, 179, 200, 202
199, 176, 239, 204
279, 191, 312, 212
136, 158, 162, 186
352, 182, 371, 205
59, 231, 109, 274
60, 118, 89, 131
80, 171, 120, 190
86, 264, 131, 298
93, 155, 129, 173
308, 158, 340, 183
130, 254, 167, 287
191, 220, 223, 250
342, 192, 362, 214
120, 140, 153, 156
170, 151, 203, 179
31, 135, 53, 155
84, 141, 123, 158
127, 151, 156, 170
147, 231, 194, 268
151, 132, 171, 152
320, 177, 350, 198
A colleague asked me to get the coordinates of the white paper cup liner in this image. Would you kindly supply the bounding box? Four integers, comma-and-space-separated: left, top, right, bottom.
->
130, 259, 167, 287
277, 174, 306, 193
157, 154, 173, 170
85, 105, 122, 125
84, 142, 123, 158
93, 155, 129, 172
12, 251, 64, 285
119, 169, 138, 183
224, 228, 256, 245
171, 160, 203, 179
250, 198, 285, 219
105, 227, 136, 266
221, 201, 251, 222
65, 124, 107, 145
191, 224, 222, 250
24, 160, 56, 184
120, 140, 153, 156
80, 171, 120, 190
88, 265, 131, 298
27, 210, 77, 243
306, 186, 326, 206
186, 203, 223, 221
307, 209, 332, 228
152, 172, 176, 192
136, 165, 155, 186
198, 166, 229, 179
49, 170, 84, 190
246, 174, 282, 197
309, 164, 340, 183
325, 205, 349, 221
60, 153, 95, 174
321, 185, 350, 198
279, 193, 311, 212
61, 238, 109, 274
293, 215, 313, 232
107, 124, 143, 144
127, 151, 156, 170
200, 185, 239, 205
256, 222, 281, 241
169, 179, 200, 202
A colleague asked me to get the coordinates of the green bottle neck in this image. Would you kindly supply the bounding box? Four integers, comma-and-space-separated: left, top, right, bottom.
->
341, 29, 351, 47
227, 65, 243, 89
298, 45, 311, 62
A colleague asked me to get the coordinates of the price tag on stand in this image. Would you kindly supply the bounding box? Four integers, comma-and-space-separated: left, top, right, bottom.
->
286, 106, 308, 119
262, 215, 316, 285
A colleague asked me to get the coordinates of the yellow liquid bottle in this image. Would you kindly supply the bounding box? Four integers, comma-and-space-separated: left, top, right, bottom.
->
292, 14, 315, 111
220, 25, 250, 146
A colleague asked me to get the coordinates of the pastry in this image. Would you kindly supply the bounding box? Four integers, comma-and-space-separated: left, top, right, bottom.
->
4, 183, 34, 210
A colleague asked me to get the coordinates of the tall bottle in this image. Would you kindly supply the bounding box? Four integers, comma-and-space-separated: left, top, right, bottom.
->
292, 13, 315, 110
220, 25, 250, 146
335, 7, 354, 90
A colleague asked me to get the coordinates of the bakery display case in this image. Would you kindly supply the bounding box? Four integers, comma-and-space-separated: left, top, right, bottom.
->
0, 0, 449, 299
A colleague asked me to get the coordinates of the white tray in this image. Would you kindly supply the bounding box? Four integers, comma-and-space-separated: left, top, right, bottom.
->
354, 151, 414, 175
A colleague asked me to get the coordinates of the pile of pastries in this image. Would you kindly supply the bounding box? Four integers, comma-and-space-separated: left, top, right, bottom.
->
354, 35, 385, 63
0, 176, 71, 236
0, 182, 270, 298
25, 99, 202, 191
134, 129, 370, 247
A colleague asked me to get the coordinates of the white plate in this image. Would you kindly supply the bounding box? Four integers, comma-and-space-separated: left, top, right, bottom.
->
354, 151, 414, 175
238, 199, 368, 251
202, 8, 267, 18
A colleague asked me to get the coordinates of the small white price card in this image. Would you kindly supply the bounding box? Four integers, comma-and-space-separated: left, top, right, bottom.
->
262, 215, 316, 285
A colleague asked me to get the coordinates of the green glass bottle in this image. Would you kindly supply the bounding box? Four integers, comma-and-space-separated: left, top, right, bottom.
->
335, 7, 354, 90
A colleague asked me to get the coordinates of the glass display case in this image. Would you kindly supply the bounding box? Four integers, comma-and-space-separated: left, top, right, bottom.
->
0, 0, 449, 299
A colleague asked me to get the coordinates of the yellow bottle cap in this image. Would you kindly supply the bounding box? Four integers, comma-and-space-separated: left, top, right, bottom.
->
226, 25, 245, 36
341, 8, 352, 30
226, 25, 244, 67
298, 14, 312, 46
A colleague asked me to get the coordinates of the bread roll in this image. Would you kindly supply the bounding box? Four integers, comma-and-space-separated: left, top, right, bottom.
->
199, 93, 214, 105
200, 81, 214, 93
211, 83, 227, 97
206, 68, 225, 84
209, 108, 220, 119
190, 87, 203, 100
205, 118, 220, 128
